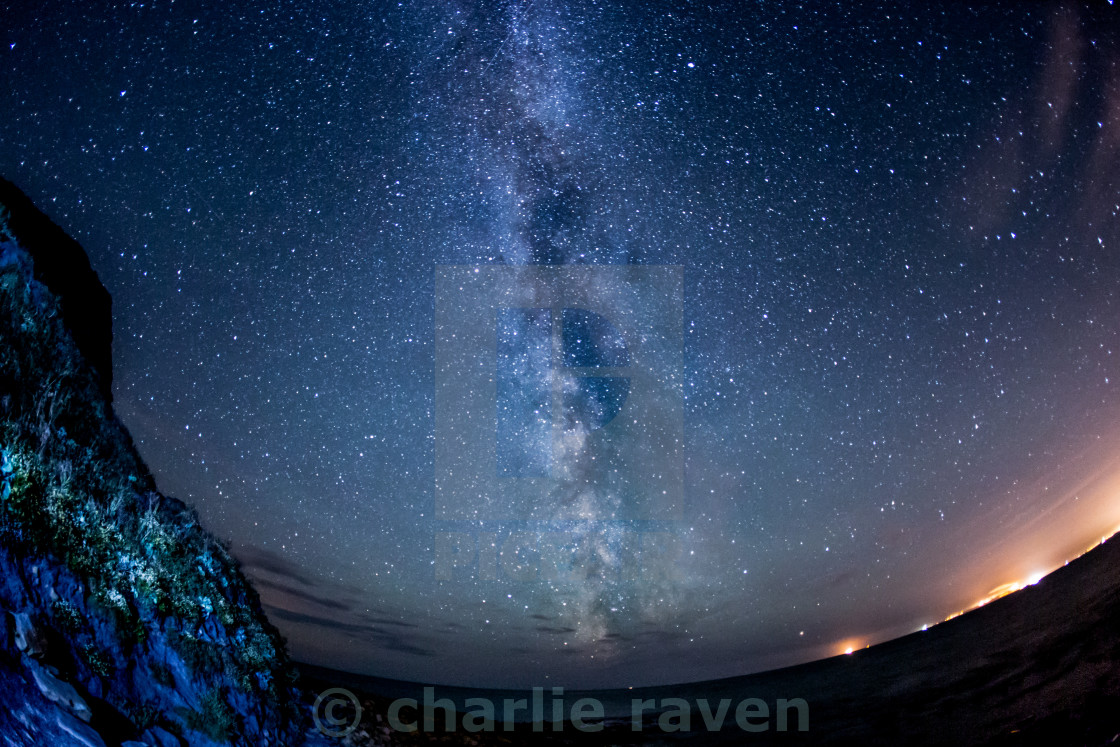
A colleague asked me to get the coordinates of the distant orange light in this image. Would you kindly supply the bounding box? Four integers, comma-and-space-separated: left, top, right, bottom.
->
835, 637, 866, 657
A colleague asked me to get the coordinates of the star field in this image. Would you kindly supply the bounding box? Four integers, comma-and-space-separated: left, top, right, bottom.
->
2, 1, 1120, 688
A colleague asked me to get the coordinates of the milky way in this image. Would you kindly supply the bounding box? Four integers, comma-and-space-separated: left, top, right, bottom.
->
3, 1, 1120, 688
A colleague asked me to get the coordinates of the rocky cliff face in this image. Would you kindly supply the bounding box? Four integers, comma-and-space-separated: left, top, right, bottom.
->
0, 177, 113, 403
0, 181, 313, 746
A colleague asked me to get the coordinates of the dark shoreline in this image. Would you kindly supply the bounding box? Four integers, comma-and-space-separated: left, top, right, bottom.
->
297, 532, 1120, 745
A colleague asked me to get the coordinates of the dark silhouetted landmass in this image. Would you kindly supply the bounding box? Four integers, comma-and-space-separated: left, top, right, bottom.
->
298, 530, 1120, 746
0, 179, 324, 746
0, 177, 112, 401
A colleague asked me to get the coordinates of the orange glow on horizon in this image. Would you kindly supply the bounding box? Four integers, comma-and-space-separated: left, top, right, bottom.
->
834, 638, 868, 657
822, 511, 1120, 665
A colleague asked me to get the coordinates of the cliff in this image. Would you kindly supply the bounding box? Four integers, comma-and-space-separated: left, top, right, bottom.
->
0, 181, 314, 746
0, 177, 113, 402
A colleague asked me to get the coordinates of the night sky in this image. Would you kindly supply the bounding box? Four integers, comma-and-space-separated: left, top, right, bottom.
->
3, 0, 1120, 689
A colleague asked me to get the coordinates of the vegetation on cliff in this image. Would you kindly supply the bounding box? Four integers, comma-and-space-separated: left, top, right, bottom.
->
0, 198, 303, 744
